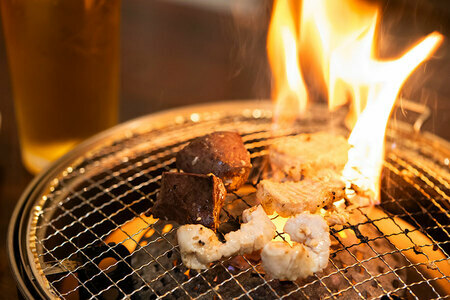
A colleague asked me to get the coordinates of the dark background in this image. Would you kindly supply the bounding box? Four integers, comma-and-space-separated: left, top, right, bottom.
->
0, 0, 449, 298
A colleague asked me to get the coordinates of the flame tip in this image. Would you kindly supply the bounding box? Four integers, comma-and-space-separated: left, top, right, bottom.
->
268, 0, 443, 199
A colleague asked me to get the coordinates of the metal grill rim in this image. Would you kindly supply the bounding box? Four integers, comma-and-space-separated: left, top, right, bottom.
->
14, 101, 450, 299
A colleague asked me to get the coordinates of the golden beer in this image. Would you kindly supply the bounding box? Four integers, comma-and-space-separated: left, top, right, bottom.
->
1, 0, 120, 173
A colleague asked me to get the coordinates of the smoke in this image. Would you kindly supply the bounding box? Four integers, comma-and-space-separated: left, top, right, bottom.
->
376, 0, 449, 139
226, 0, 273, 99
225, 0, 448, 139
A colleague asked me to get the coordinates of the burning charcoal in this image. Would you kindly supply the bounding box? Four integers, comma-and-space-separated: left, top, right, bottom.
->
176, 131, 251, 191
322, 222, 407, 298
151, 172, 226, 229
269, 132, 350, 181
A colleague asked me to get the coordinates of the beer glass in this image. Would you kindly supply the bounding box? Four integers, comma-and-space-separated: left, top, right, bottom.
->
1, 0, 120, 174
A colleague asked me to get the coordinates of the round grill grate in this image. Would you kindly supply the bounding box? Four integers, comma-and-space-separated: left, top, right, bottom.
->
9, 101, 450, 299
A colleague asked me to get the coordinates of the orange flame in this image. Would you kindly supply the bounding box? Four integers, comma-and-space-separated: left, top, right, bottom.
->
300, 0, 377, 106
340, 31, 443, 200
267, 0, 307, 129
267, 0, 443, 200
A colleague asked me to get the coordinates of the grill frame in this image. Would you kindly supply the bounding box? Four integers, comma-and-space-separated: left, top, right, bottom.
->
8, 100, 450, 299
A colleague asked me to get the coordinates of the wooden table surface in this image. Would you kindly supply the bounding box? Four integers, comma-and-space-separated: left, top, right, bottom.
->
0, 1, 449, 298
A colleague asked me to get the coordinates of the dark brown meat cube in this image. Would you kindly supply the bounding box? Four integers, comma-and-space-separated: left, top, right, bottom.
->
176, 131, 251, 191
151, 172, 226, 229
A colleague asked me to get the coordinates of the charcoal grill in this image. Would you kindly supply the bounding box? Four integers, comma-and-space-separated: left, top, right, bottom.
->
8, 100, 450, 299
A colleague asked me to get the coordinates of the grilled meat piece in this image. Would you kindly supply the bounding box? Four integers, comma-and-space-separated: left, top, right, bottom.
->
221, 205, 277, 256
177, 205, 276, 269
176, 131, 251, 191
270, 132, 350, 181
324, 210, 350, 226
256, 178, 346, 217
176, 224, 223, 269
151, 172, 226, 229
261, 212, 330, 281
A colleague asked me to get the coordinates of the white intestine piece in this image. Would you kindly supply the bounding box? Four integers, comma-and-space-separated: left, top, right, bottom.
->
177, 205, 276, 269
262, 212, 330, 280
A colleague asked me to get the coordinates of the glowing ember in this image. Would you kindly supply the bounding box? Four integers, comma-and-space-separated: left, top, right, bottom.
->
337, 231, 347, 239
98, 257, 117, 271
104, 214, 158, 253
162, 224, 173, 234
145, 228, 155, 238
269, 214, 291, 244
184, 269, 190, 278
267, 0, 443, 200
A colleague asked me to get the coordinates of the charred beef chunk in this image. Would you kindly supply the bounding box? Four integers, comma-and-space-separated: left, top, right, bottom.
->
151, 172, 226, 229
176, 131, 251, 191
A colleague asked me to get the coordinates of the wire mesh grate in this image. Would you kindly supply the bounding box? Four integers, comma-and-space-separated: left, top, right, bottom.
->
22, 103, 449, 299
